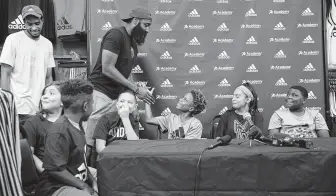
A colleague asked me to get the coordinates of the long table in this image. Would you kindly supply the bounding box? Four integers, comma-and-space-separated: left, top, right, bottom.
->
97, 139, 336, 196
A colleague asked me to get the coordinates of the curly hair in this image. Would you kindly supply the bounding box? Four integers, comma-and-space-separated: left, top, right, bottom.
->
190, 89, 207, 116
61, 79, 94, 113
39, 81, 64, 121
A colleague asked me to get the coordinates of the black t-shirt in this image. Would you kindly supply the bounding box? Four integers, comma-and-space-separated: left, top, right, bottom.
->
36, 116, 88, 196
215, 110, 264, 139
93, 111, 139, 145
24, 115, 52, 160
88, 26, 138, 100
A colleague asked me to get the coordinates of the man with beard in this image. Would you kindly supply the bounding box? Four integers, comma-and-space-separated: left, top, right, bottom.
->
86, 8, 155, 163
0, 5, 54, 125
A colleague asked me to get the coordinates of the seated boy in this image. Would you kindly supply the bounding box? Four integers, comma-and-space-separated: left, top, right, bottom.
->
145, 89, 207, 139
36, 79, 98, 196
93, 90, 140, 154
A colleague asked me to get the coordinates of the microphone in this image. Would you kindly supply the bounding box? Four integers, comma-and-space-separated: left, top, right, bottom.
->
207, 135, 232, 150
243, 113, 258, 147
272, 133, 314, 149
179, 127, 185, 138
249, 129, 273, 144
243, 113, 254, 127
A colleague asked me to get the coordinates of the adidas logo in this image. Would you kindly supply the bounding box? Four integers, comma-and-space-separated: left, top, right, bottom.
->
131, 65, 143, 74
246, 36, 257, 44
246, 64, 258, 72
218, 78, 231, 87
189, 65, 201, 73
274, 50, 286, 58
161, 107, 171, 116
303, 63, 316, 72
245, 8, 257, 17
308, 91, 317, 99
161, 79, 173, 87
274, 22, 286, 30
160, 51, 172, 59
217, 51, 230, 59
302, 7, 314, 16
188, 37, 200, 45
102, 22, 112, 30
188, 9, 200, 17
219, 107, 228, 115
302, 35, 315, 43
160, 0, 172, 3
8, 15, 25, 29
217, 23, 229, 31
160, 23, 172, 31
275, 77, 288, 86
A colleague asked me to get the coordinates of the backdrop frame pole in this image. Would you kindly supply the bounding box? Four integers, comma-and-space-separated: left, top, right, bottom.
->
86, 0, 91, 77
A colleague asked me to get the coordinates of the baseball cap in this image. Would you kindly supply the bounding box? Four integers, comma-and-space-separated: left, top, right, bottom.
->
22, 5, 43, 19
122, 8, 152, 22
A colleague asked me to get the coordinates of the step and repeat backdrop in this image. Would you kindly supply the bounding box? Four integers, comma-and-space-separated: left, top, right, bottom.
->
89, 0, 326, 137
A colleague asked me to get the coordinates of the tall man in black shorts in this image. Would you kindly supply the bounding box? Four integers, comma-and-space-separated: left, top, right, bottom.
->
86, 8, 155, 161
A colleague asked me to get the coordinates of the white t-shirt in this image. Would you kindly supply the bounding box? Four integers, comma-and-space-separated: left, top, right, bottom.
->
0, 31, 55, 115
155, 113, 203, 139
268, 108, 329, 138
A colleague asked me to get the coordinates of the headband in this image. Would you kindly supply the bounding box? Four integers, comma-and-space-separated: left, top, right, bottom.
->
236, 85, 254, 100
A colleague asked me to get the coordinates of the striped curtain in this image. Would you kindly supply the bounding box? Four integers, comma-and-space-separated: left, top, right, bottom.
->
0, 89, 23, 196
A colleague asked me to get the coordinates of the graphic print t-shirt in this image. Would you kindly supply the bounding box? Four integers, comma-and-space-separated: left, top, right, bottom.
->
268, 108, 329, 138
37, 116, 88, 196
93, 111, 139, 145
155, 113, 203, 139
89, 26, 138, 100
215, 110, 264, 139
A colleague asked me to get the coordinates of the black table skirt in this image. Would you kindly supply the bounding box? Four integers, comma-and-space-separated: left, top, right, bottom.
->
97, 138, 336, 196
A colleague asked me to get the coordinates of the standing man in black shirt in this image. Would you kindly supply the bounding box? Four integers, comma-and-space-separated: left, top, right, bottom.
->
36, 79, 97, 196
86, 8, 155, 161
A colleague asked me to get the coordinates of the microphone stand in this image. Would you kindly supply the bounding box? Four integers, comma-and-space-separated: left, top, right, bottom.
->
245, 116, 255, 148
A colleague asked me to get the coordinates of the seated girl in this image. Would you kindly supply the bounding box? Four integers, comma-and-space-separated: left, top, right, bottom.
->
215, 82, 263, 139
94, 90, 140, 155
268, 85, 329, 138
24, 81, 63, 173
145, 89, 207, 139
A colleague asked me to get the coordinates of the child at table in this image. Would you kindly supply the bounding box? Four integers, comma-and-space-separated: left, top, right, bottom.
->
93, 90, 140, 155
268, 85, 329, 138
24, 81, 64, 174
36, 79, 98, 196
145, 89, 207, 139
215, 82, 263, 139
